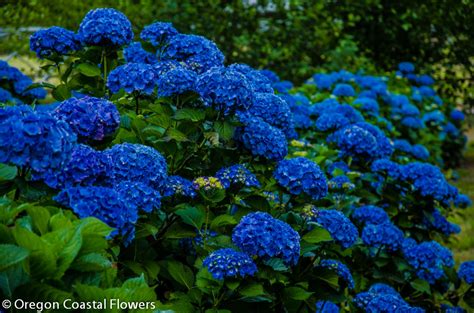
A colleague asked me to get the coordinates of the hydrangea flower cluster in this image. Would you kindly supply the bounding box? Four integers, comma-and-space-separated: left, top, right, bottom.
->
30, 26, 81, 58
273, 157, 328, 200
308, 209, 358, 249
0, 61, 46, 101
115, 181, 161, 213
318, 259, 354, 289
315, 301, 339, 313
215, 164, 260, 189
78, 8, 133, 47
107, 63, 159, 95
328, 175, 354, 191
123, 42, 157, 64
352, 205, 390, 226
104, 143, 168, 190
140, 22, 178, 46
232, 212, 300, 265
53, 96, 120, 143
203, 248, 258, 280
332, 83, 356, 97
316, 113, 350, 131
458, 261, 474, 284
161, 175, 197, 198
361, 222, 404, 252
157, 66, 197, 97
354, 283, 421, 312
229, 63, 273, 93
423, 209, 460, 235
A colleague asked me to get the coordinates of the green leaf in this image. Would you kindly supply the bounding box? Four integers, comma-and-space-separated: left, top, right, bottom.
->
410, 279, 431, 295
239, 283, 265, 297
165, 128, 189, 142
174, 108, 205, 122
26, 205, 50, 235
263, 258, 288, 272
196, 268, 222, 294
0, 244, 29, 272
302, 226, 332, 243
70, 253, 112, 272
167, 261, 195, 289
283, 286, 313, 300
175, 207, 205, 229
77, 217, 114, 237
214, 121, 234, 141
52, 84, 71, 101
210, 215, 236, 230
0, 164, 17, 181
76, 63, 101, 77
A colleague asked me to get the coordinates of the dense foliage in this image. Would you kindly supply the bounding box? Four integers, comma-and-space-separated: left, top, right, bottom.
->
0, 8, 473, 313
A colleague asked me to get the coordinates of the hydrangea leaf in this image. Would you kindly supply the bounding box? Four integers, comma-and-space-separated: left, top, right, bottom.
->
0, 244, 29, 272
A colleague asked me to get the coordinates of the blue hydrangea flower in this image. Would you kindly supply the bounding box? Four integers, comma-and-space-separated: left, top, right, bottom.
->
327, 161, 350, 176
354, 283, 420, 312
312, 73, 337, 90
30, 26, 81, 58
441, 304, 466, 313
179, 229, 217, 254
394, 139, 413, 154
315, 300, 339, 313
115, 181, 161, 213
274, 157, 328, 200
328, 175, 354, 191
153, 60, 182, 75
229, 63, 273, 93
54, 186, 137, 245
259, 69, 280, 83
13, 77, 47, 100
332, 83, 355, 97
443, 122, 460, 137
53, 96, 120, 143
0, 105, 76, 176
411, 144, 430, 160
107, 63, 159, 95
123, 42, 157, 64
78, 8, 133, 47
331, 124, 377, 159
318, 259, 354, 289
140, 22, 178, 46
237, 116, 288, 161
423, 209, 460, 235
157, 66, 197, 97
362, 222, 404, 252
354, 97, 379, 114
403, 240, 454, 284
0, 87, 13, 102
450, 109, 465, 122
215, 164, 260, 189
203, 248, 257, 280
398, 62, 415, 73
401, 117, 424, 129
416, 74, 435, 86
232, 212, 300, 265
309, 209, 358, 249
352, 205, 390, 226
458, 261, 474, 284
246, 93, 295, 138
161, 175, 197, 198
196, 66, 254, 115
455, 194, 472, 208
316, 113, 350, 131
105, 143, 167, 190
163, 34, 224, 73
418, 86, 436, 98
422, 110, 445, 125
273, 80, 293, 93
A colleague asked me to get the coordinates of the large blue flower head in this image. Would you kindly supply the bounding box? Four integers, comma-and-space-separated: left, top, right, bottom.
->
352, 205, 390, 226
107, 63, 158, 95
163, 34, 224, 73
246, 93, 295, 138
259, 69, 280, 83
422, 110, 446, 125
0, 87, 13, 103
291, 105, 313, 129
216, 164, 260, 189
274, 157, 328, 200
354, 122, 394, 158
416, 74, 435, 86
411, 144, 430, 160
354, 283, 424, 312
140, 22, 178, 46
13, 77, 47, 100
394, 139, 413, 154
40, 144, 110, 189
232, 212, 300, 265
441, 304, 466, 313
423, 209, 460, 235
328, 175, 354, 191
161, 175, 196, 198
316, 113, 350, 131
458, 261, 474, 284
157, 66, 197, 97
455, 194, 472, 209
115, 181, 161, 213
273, 80, 293, 93
443, 122, 461, 137
362, 222, 404, 252
450, 109, 465, 122
203, 248, 258, 280
196, 66, 254, 115
237, 116, 288, 161
403, 240, 454, 283
30, 26, 81, 58
371, 158, 402, 179
315, 301, 339, 313
105, 143, 167, 190
54, 186, 137, 245
401, 116, 424, 129
332, 83, 356, 97
318, 259, 354, 289
400, 162, 453, 201
308, 209, 358, 249
353, 97, 379, 115
331, 124, 377, 159
229, 63, 273, 93
123, 42, 157, 64
312, 73, 338, 90
0, 105, 76, 176
78, 8, 133, 47
398, 62, 415, 73
53, 96, 120, 143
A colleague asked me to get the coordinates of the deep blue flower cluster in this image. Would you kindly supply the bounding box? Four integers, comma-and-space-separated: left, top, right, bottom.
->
140, 22, 178, 46
450, 109, 465, 122
361, 222, 404, 252
398, 62, 415, 73
318, 259, 354, 289
237, 116, 288, 161
78, 8, 133, 47
54, 186, 137, 245
161, 175, 197, 198
422, 110, 445, 125
328, 175, 354, 191
196, 67, 253, 115
354, 283, 422, 312
316, 113, 350, 131
0, 61, 46, 101
441, 304, 466, 313
273, 157, 328, 200
0, 105, 76, 176
332, 83, 356, 97
232, 212, 300, 265
353, 97, 379, 114
315, 301, 339, 313
203, 248, 257, 280
371, 158, 402, 179
157, 66, 197, 97
123, 42, 157, 64
30, 26, 81, 58
455, 194, 472, 209
0, 87, 13, 103
104, 143, 167, 190
352, 205, 390, 226
229, 64, 273, 93
115, 181, 161, 213
163, 34, 224, 73
309, 209, 358, 249
215, 164, 260, 189
424, 209, 460, 235
330, 124, 378, 160
107, 63, 158, 95
53, 96, 120, 143
458, 261, 474, 284
402, 240, 454, 283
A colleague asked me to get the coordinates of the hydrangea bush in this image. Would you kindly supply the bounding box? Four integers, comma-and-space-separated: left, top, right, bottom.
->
0, 8, 472, 313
